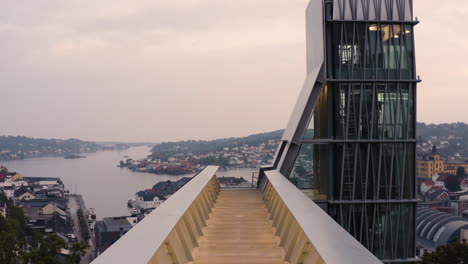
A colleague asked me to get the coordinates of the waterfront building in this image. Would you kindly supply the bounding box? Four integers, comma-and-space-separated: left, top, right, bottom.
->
264, 0, 418, 262
135, 190, 165, 210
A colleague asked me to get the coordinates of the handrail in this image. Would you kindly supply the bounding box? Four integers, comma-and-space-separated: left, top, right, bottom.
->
92, 166, 220, 264
251, 171, 258, 188
261, 170, 382, 264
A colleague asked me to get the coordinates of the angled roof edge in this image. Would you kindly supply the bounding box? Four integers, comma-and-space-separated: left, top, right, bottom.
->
281, 64, 323, 142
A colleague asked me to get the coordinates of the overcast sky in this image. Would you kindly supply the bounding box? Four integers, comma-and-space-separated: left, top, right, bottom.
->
1, 0, 466, 142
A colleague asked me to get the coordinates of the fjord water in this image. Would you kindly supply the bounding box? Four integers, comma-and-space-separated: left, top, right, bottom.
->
0, 146, 256, 219
0, 146, 191, 218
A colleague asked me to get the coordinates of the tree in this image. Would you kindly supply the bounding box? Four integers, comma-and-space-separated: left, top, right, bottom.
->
68, 242, 86, 264
24, 233, 66, 264
422, 240, 468, 264
457, 166, 466, 179
0, 215, 9, 233
0, 231, 16, 264
6, 206, 26, 246
77, 209, 91, 241
445, 174, 462, 192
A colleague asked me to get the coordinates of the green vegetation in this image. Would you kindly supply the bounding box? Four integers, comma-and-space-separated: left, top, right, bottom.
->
422, 240, 468, 264
77, 209, 90, 242
23, 230, 66, 264
68, 242, 87, 264
151, 130, 283, 158
0, 136, 101, 160
232, 178, 242, 184
418, 122, 468, 157
0, 206, 70, 264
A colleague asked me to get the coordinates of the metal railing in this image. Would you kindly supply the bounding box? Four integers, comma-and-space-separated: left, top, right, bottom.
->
251, 171, 258, 188
92, 166, 220, 264
260, 169, 382, 264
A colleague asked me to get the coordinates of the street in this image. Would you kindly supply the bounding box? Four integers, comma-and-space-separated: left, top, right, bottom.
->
68, 195, 96, 264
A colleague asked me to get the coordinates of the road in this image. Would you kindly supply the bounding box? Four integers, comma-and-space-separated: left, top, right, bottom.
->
68, 195, 96, 264
69, 196, 84, 242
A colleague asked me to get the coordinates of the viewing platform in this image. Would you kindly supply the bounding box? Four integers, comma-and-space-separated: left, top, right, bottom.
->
92, 166, 381, 264
192, 189, 283, 263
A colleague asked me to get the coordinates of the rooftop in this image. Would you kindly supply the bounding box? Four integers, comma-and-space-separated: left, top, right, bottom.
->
103, 216, 133, 228
417, 208, 468, 248
136, 190, 166, 201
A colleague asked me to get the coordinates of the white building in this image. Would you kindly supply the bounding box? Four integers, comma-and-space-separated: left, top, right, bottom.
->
135, 190, 165, 210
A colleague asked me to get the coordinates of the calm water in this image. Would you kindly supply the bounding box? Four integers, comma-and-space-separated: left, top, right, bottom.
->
0, 146, 256, 219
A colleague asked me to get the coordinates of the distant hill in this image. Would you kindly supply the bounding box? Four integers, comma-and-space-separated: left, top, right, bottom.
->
0, 136, 102, 160
0, 136, 128, 160
150, 130, 283, 158
417, 122, 468, 159
150, 122, 468, 161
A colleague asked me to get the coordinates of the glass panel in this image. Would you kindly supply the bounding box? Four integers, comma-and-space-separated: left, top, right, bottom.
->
328, 22, 414, 80
333, 82, 415, 140
334, 143, 415, 200
331, 203, 415, 260
289, 144, 330, 200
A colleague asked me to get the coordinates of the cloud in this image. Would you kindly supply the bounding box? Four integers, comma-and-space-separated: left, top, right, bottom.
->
0, 0, 308, 142
1, 0, 467, 141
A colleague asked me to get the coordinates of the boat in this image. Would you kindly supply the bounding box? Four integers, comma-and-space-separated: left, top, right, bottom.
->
127, 199, 141, 216
64, 154, 86, 159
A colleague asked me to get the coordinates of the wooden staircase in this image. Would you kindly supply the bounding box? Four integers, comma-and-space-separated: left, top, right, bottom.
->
191, 189, 285, 264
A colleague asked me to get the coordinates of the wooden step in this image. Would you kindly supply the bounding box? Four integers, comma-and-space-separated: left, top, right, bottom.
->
192, 189, 285, 263
192, 256, 285, 264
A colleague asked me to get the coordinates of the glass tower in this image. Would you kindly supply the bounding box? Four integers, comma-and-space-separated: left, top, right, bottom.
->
267, 0, 418, 262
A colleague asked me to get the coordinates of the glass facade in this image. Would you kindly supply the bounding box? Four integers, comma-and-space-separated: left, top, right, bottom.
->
334, 143, 415, 201
327, 23, 415, 80
333, 82, 415, 140
289, 144, 329, 200
330, 203, 415, 260
283, 1, 418, 262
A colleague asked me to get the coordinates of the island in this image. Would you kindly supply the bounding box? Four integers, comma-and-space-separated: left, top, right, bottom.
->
64, 154, 86, 159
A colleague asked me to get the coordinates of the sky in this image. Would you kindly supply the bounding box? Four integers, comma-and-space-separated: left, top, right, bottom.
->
0, 0, 466, 142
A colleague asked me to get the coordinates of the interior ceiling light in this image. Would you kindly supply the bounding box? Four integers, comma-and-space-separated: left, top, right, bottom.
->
405, 29, 411, 34
394, 35, 400, 38
369, 24, 378, 31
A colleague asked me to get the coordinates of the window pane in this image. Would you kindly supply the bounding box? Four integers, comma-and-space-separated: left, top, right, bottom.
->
330, 203, 415, 260
328, 22, 414, 80
333, 82, 415, 140
289, 144, 330, 200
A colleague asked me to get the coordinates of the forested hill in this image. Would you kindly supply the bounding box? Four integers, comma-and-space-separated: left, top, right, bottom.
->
417, 122, 468, 139
0, 136, 102, 160
417, 122, 468, 158
150, 122, 468, 159
151, 130, 283, 157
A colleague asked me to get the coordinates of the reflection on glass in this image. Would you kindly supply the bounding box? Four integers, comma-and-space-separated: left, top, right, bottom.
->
331, 203, 415, 259
328, 23, 414, 79
289, 144, 329, 200
334, 82, 414, 140
334, 143, 415, 200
